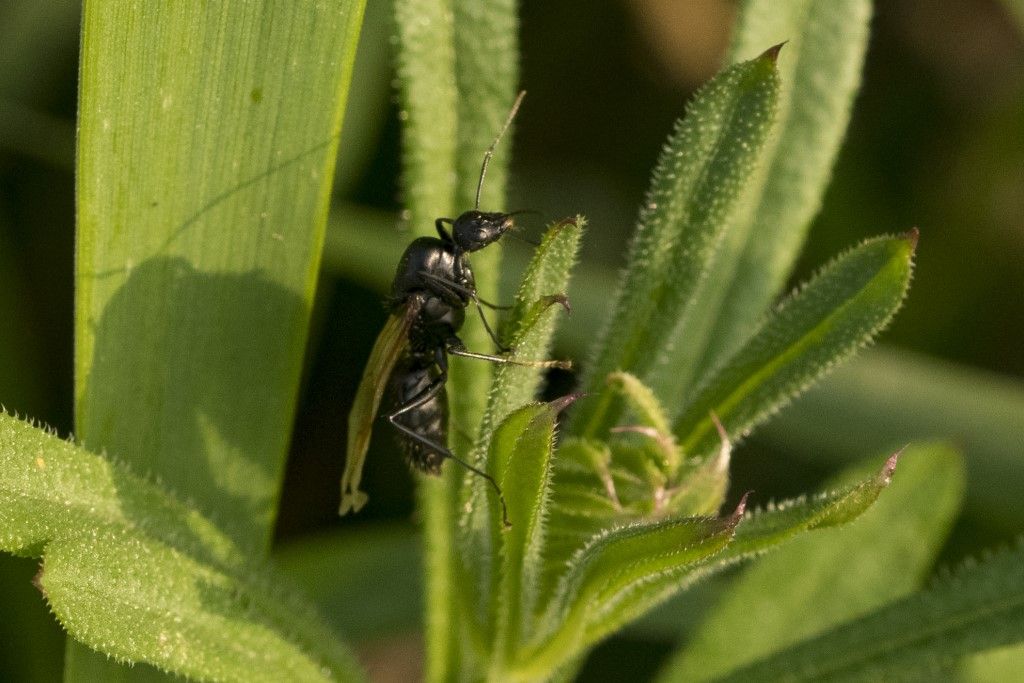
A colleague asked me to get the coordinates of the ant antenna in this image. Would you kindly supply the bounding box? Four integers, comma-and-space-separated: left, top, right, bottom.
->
475, 90, 527, 210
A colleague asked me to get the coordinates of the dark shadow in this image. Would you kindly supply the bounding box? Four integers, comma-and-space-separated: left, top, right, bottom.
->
80, 256, 309, 549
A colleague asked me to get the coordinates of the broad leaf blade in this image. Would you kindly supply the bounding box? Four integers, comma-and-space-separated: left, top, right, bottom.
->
675, 232, 916, 458
572, 46, 781, 439
658, 443, 966, 682
0, 412, 364, 682
654, 0, 873, 398
75, 5, 364, 675
76, 0, 364, 549
715, 543, 1024, 682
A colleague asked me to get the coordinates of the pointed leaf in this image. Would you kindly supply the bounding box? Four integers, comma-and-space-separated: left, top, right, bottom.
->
477, 217, 583, 452
715, 543, 1024, 682
675, 232, 916, 459
0, 412, 363, 681
458, 219, 580, 642
652, 0, 874, 398
719, 450, 900, 565
572, 46, 781, 439
519, 502, 745, 678
488, 399, 563, 661
658, 443, 966, 682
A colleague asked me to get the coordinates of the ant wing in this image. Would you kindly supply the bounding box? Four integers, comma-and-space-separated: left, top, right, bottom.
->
340, 301, 419, 515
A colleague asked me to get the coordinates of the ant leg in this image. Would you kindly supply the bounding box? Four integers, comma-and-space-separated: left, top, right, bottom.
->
447, 342, 572, 370
418, 270, 511, 351
435, 218, 454, 242
386, 375, 510, 526
388, 416, 511, 528
473, 300, 511, 353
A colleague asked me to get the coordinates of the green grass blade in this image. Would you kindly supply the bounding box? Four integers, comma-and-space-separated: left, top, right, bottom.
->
656, 0, 873, 398
74, 1, 365, 677
0, 412, 364, 682
714, 543, 1024, 682
674, 232, 916, 459
76, 0, 365, 548
761, 346, 1024, 535
657, 443, 965, 683
572, 47, 781, 439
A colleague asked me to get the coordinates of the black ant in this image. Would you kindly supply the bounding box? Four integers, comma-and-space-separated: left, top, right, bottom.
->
341, 91, 568, 527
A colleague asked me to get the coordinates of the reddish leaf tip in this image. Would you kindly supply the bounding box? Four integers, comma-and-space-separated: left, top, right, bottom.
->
545, 293, 572, 315
549, 392, 585, 413
904, 227, 920, 252
761, 42, 787, 63
879, 447, 905, 485
31, 566, 47, 598
733, 491, 752, 519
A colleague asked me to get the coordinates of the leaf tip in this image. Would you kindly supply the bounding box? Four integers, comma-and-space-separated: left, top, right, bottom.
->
761, 42, 787, 64
550, 392, 585, 414
903, 226, 920, 252
32, 565, 47, 598
878, 447, 905, 486
545, 293, 572, 315
732, 491, 752, 520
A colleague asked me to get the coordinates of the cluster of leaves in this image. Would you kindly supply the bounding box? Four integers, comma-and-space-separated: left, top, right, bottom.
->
416, 34, 920, 678
1, 1, 1024, 682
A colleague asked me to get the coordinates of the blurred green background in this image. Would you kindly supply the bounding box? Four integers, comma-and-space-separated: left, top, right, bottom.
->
2, 1, 1022, 681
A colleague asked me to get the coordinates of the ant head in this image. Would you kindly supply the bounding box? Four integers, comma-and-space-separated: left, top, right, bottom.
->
451, 210, 514, 252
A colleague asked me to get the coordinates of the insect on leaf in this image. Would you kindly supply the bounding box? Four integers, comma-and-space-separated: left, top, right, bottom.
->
341, 301, 419, 515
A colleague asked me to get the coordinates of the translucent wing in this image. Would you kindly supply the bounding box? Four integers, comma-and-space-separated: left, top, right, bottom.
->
340, 301, 419, 515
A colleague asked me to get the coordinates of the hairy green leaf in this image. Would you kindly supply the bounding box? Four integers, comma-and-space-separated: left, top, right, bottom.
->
488, 400, 563, 668
653, 0, 873, 398
721, 451, 900, 564
393, 0, 458, 232
675, 232, 916, 459
520, 503, 746, 678
716, 543, 1024, 682
0, 412, 363, 682
572, 46, 781, 439
658, 443, 965, 682
475, 218, 583, 457
460, 218, 581, 625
